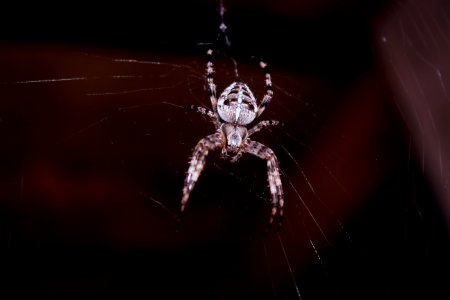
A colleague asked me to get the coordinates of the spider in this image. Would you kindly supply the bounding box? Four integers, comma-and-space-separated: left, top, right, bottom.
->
181, 49, 284, 226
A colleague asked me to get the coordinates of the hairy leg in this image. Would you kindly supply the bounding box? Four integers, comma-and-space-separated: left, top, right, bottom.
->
181, 132, 225, 212
256, 61, 273, 118
185, 104, 220, 129
247, 120, 280, 137
244, 140, 284, 226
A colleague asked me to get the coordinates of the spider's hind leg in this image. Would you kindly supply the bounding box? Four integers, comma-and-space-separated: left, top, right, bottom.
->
206, 49, 218, 113
185, 104, 220, 129
256, 61, 273, 118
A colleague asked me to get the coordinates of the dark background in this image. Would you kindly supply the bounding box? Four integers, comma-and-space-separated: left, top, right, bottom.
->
0, 0, 448, 299
2, 1, 385, 80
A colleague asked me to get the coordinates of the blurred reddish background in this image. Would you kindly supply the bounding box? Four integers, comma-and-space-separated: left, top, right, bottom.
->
0, 0, 448, 299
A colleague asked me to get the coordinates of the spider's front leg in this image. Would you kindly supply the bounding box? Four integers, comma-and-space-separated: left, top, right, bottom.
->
244, 140, 284, 227
181, 132, 225, 213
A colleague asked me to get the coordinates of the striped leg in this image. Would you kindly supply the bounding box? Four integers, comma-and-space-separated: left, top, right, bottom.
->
185, 104, 220, 129
256, 61, 273, 118
244, 140, 284, 226
181, 132, 225, 213
247, 120, 280, 137
206, 49, 218, 113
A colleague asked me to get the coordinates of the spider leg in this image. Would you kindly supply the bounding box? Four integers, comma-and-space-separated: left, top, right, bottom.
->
229, 151, 243, 163
256, 61, 273, 118
244, 140, 284, 227
247, 120, 280, 137
185, 104, 220, 129
181, 132, 225, 213
206, 49, 219, 114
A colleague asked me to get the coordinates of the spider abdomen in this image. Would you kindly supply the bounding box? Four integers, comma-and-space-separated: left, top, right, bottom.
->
217, 82, 258, 125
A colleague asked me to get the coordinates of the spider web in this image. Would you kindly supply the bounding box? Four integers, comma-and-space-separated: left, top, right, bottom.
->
0, 0, 448, 299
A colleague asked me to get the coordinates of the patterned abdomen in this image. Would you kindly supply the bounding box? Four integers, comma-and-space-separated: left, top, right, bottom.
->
217, 82, 258, 125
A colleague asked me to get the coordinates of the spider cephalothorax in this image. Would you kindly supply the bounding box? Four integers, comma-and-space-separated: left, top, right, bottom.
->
181, 49, 284, 226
